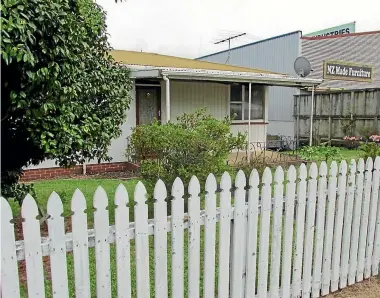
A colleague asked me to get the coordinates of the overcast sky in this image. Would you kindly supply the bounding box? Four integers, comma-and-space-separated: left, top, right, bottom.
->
97, 0, 380, 58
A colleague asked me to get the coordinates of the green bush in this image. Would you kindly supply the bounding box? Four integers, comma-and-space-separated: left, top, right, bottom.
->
359, 142, 380, 159
126, 109, 246, 188
298, 145, 341, 162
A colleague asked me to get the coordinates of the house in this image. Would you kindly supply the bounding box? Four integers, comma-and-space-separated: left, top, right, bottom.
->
22, 50, 320, 180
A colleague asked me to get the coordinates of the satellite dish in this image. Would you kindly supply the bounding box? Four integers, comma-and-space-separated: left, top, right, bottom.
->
294, 56, 312, 77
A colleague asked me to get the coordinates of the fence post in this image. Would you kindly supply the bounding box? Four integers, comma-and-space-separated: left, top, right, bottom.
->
328, 93, 333, 141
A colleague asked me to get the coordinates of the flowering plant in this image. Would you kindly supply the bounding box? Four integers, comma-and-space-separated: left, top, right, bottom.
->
369, 135, 380, 142
343, 136, 361, 141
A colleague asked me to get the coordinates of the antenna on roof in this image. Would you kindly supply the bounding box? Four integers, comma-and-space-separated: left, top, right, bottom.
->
214, 32, 246, 64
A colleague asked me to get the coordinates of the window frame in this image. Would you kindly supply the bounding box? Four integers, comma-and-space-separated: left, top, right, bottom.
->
229, 84, 265, 123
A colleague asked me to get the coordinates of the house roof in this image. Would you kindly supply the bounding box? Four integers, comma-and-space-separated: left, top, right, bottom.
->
111, 50, 279, 74
112, 50, 322, 87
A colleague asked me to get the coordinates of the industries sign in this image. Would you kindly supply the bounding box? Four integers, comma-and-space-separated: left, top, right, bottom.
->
323, 60, 373, 82
304, 22, 356, 37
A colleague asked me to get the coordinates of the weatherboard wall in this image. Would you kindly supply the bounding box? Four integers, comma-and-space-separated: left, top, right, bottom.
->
198, 31, 302, 138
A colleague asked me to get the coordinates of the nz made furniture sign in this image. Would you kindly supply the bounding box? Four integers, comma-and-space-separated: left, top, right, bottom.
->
323, 60, 373, 82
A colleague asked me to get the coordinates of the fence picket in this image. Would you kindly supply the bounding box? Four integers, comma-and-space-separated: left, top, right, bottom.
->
153, 180, 168, 298
204, 174, 217, 298
231, 170, 247, 298
292, 164, 307, 298
1, 197, 20, 298
134, 182, 150, 298
356, 158, 373, 281
312, 162, 328, 298
302, 163, 318, 298
270, 166, 284, 298
218, 172, 232, 298
115, 184, 132, 298
281, 166, 296, 298
171, 177, 185, 298
245, 169, 260, 298
93, 187, 111, 297
22, 194, 46, 298
348, 158, 365, 285
258, 168, 272, 298
365, 158, 379, 278
47, 192, 69, 298
340, 160, 356, 289
321, 161, 338, 295
372, 157, 380, 275
71, 189, 91, 298
331, 160, 348, 291
188, 176, 201, 298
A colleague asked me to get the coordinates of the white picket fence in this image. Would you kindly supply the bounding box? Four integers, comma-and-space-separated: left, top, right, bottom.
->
1, 157, 380, 298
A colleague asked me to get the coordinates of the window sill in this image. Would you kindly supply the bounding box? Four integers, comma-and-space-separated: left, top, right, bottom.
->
231, 121, 268, 125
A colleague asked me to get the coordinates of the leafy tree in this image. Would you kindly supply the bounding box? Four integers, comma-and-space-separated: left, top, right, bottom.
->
1, 0, 132, 202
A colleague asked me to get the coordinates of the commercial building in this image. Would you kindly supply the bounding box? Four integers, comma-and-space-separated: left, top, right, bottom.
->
198, 30, 380, 140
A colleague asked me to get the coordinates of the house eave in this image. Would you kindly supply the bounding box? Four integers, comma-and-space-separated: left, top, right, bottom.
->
129, 66, 322, 87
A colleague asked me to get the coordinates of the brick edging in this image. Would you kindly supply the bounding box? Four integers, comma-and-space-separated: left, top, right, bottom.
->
21, 162, 139, 181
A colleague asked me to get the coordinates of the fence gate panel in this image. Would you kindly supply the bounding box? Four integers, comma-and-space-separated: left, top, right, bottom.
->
188, 176, 201, 298
245, 170, 259, 298
171, 178, 185, 298
115, 184, 132, 298
218, 172, 232, 298
22, 195, 46, 298
281, 166, 296, 298
292, 164, 307, 298
312, 162, 327, 298
1, 197, 21, 298
258, 168, 272, 298
47, 192, 69, 298
321, 162, 338, 295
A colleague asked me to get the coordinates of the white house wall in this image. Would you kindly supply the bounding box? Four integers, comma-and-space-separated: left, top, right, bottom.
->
160, 80, 229, 121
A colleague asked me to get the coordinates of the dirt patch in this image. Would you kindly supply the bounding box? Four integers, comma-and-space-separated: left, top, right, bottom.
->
324, 276, 380, 298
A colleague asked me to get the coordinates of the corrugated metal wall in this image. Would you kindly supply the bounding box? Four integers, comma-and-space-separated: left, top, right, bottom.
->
198, 31, 302, 137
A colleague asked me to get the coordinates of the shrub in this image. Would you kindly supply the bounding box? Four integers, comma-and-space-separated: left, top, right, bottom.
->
126, 109, 246, 188
298, 145, 341, 162
359, 142, 380, 159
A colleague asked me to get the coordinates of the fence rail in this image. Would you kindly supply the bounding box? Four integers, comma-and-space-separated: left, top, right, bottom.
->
2, 157, 380, 298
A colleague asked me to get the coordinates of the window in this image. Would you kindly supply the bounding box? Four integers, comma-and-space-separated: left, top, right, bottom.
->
229, 84, 264, 121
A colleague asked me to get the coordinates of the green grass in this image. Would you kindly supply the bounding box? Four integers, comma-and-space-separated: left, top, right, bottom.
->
9, 178, 139, 226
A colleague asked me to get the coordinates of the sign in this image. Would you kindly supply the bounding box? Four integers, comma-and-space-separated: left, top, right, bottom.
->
323, 60, 373, 82
304, 22, 356, 37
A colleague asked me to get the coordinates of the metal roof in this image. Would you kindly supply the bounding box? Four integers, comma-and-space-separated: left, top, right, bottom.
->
111, 50, 278, 74
196, 31, 302, 59
130, 66, 322, 87
302, 31, 380, 89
